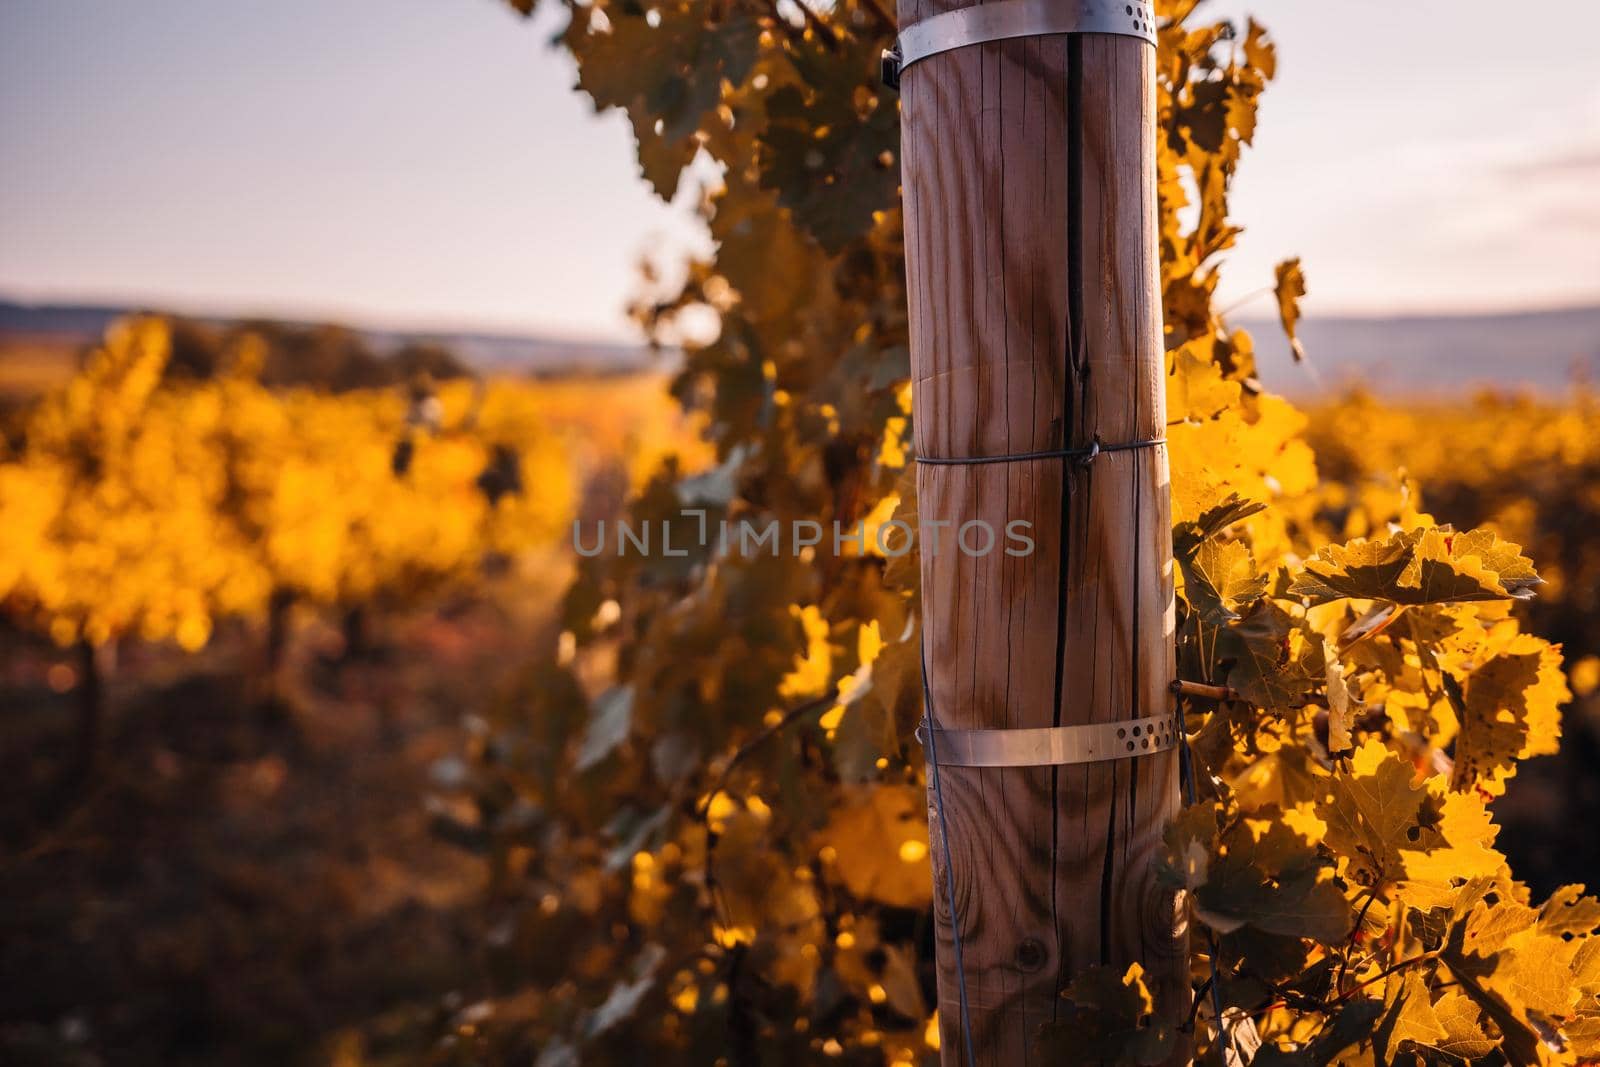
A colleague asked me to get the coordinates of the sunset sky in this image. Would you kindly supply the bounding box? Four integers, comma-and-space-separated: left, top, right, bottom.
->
2, 0, 1597, 341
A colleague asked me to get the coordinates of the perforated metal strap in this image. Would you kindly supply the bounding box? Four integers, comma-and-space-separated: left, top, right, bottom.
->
884, 0, 1157, 88
916, 713, 1178, 768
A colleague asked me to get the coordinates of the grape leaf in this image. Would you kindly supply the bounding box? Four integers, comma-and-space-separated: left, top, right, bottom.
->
1164, 804, 1350, 944
757, 34, 899, 252
1273, 258, 1307, 363
1039, 963, 1177, 1066
1537, 885, 1600, 938
1167, 342, 1243, 422
816, 785, 931, 909
1252, 998, 1383, 1066
1172, 491, 1267, 561
1440, 895, 1595, 1066
1374, 971, 1448, 1063
1317, 740, 1431, 887
1290, 526, 1540, 606
1427, 991, 1499, 1061
1324, 645, 1358, 756
1221, 600, 1325, 710
1181, 538, 1269, 625
564, 2, 762, 200
1317, 742, 1503, 918
1452, 634, 1568, 794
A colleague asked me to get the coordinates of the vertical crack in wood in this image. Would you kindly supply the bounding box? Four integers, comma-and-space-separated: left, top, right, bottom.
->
1047, 29, 1084, 1016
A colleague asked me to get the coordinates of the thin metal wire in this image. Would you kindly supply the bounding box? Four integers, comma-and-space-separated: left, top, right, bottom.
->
919, 640, 978, 1067
913, 436, 1165, 467
1177, 718, 1233, 1062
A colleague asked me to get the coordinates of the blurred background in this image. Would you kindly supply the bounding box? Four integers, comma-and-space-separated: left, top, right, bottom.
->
1, 0, 1597, 1064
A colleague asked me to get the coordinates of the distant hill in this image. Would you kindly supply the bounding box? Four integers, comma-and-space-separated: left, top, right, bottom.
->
0, 299, 664, 379
0, 301, 128, 337
4, 297, 1596, 396
1239, 304, 1600, 399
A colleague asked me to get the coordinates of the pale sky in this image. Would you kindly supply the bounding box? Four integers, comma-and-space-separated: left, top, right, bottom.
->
1, 0, 1597, 342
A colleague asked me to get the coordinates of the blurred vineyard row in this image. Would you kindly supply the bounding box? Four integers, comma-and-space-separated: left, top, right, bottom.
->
1304, 389, 1600, 889
0, 315, 704, 705
1307, 389, 1600, 682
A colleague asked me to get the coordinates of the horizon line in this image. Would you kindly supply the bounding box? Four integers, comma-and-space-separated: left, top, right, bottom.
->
3, 288, 1599, 345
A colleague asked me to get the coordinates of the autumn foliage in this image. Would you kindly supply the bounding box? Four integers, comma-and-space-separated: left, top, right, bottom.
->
0, 318, 588, 652
1, 0, 1595, 1063
439, 0, 1600, 1063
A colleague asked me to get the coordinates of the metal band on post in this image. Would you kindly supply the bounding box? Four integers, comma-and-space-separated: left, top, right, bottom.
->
916, 712, 1178, 768
883, 0, 1157, 88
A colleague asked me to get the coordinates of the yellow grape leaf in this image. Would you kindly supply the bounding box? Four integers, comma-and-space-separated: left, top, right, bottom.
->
1172, 491, 1267, 562
1290, 526, 1540, 606
1402, 527, 1540, 604
1168, 461, 1238, 530
1167, 342, 1241, 422
1317, 740, 1427, 888
1318, 745, 1503, 906
1453, 930, 1586, 1049
1395, 787, 1505, 909
1537, 884, 1600, 938
817, 785, 931, 910
1252, 998, 1384, 1067
1452, 634, 1568, 794
1433, 878, 1600, 1063
1375, 971, 1447, 1063
1429, 992, 1498, 1062
777, 604, 833, 699
1273, 258, 1307, 363
1243, 18, 1278, 81
1239, 395, 1319, 499
1180, 538, 1268, 624
1324, 643, 1358, 756
1570, 1013, 1600, 1062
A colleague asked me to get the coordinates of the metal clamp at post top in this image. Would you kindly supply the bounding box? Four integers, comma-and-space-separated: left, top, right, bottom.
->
882, 0, 1157, 89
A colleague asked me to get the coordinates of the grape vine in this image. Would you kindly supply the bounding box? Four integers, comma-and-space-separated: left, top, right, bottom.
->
457, 0, 1600, 1063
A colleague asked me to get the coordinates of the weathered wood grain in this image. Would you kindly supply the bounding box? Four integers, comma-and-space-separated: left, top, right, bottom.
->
898, 1, 1184, 1060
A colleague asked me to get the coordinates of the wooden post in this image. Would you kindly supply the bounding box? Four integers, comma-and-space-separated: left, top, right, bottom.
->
898, 1, 1185, 1061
